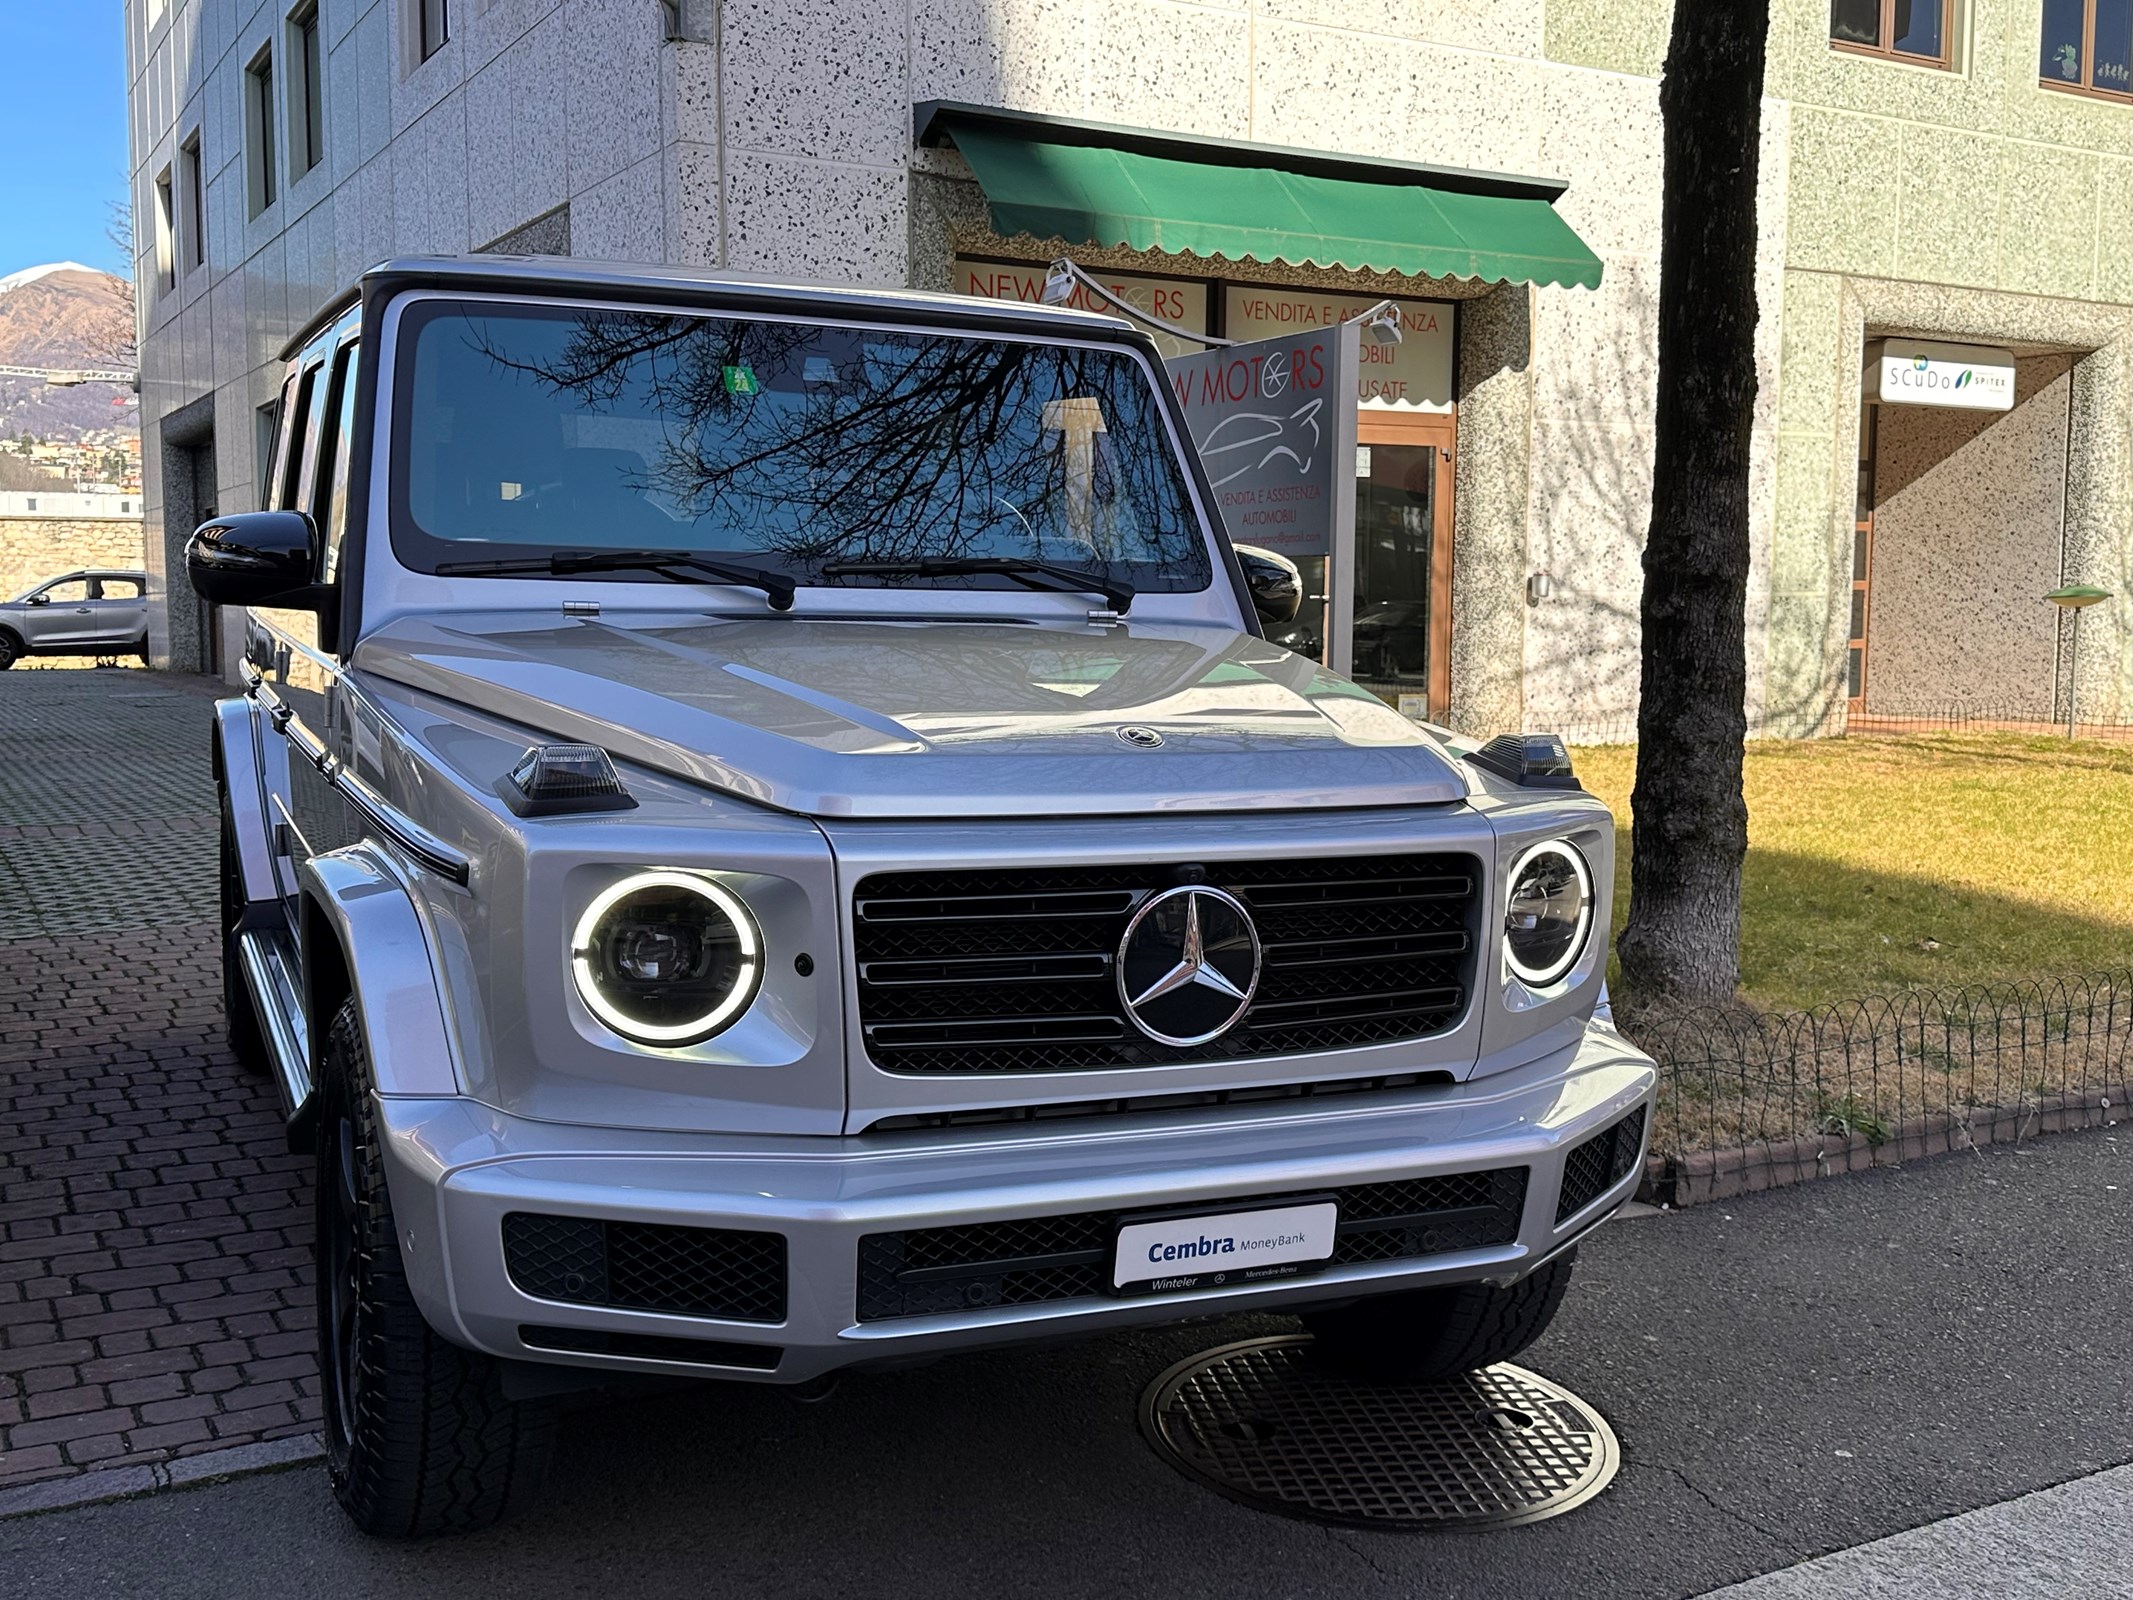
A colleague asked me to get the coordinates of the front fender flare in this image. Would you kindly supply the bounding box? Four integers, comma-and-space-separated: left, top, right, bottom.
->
297, 846, 462, 1099
212, 695, 278, 911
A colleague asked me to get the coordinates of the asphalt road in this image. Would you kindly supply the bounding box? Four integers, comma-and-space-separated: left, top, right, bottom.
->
6, 1127, 2130, 1600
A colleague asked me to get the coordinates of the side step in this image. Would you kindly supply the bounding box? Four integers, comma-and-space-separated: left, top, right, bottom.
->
237, 928, 315, 1151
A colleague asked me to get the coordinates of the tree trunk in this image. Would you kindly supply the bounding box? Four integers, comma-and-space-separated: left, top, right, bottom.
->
1615, 0, 1769, 1005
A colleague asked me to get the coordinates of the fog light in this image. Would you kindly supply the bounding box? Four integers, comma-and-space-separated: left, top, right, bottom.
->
571, 871, 761, 1045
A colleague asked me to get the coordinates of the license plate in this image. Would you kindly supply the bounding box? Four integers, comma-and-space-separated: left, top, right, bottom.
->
1112, 1200, 1338, 1295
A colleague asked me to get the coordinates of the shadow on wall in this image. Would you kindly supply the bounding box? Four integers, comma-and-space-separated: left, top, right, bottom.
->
1514, 264, 1825, 736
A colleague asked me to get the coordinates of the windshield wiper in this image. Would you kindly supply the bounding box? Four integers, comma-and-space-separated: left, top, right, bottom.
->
819, 557, 1134, 614
433, 549, 795, 611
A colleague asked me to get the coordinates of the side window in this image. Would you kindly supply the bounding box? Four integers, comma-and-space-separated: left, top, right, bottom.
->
316, 343, 361, 581
267, 366, 309, 511
38, 579, 91, 604
290, 357, 331, 516
99, 577, 144, 600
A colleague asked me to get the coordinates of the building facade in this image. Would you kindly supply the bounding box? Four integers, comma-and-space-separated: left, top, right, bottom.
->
125, 0, 2132, 734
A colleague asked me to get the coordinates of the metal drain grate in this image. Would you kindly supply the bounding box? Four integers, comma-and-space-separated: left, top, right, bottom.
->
1140, 1335, 1619, 1531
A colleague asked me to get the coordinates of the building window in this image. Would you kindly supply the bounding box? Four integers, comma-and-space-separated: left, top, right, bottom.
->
289, 2, 324, 177
1829, 0, 1955, 67
245, 45, 278, 216
152, 166, 176, 292
418, 0, 450, 61
179, 131, 205, 273
2041, 0, 2133, 98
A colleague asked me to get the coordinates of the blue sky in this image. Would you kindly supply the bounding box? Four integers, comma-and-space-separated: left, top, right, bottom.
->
0, 9, 131, 280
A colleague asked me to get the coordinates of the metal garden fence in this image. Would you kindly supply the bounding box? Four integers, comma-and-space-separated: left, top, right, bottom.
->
1622, 971, 2133, 1206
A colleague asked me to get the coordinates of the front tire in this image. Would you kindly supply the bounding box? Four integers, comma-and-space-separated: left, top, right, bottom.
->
316, 998, 554, 1536
1302, 1250, 1577, 1384
0, 631, 20, 669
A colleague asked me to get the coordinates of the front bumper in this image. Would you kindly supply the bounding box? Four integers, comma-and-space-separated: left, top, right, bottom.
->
377, 1021, 1655, 1385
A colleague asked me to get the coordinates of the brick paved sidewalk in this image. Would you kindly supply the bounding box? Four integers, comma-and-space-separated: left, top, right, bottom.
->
0, 670, 322, 1492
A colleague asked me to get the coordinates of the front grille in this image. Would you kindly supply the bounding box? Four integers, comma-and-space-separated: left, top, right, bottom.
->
853, 854, 1481, 1074
503, 1212, 787, 1324
861, 1070, 1458, 1135
1555, 1106, 1648, 1223
856, 1167, 1528, 1322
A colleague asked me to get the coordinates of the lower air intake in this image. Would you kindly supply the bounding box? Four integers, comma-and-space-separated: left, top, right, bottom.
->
503, 1212, 787, 1324
857, 1167, 1529, 1322
1555, 1106, 1647, 1224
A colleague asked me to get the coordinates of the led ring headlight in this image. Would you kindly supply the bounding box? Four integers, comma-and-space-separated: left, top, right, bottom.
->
1503, 840, 1594, 988
571, 871, 762, 1045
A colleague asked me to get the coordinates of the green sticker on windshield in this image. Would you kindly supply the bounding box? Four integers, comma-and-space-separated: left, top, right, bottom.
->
722, 365, 760, 396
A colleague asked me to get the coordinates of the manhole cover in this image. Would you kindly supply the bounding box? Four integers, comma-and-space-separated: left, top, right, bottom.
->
1140, 1335, 1619, 1531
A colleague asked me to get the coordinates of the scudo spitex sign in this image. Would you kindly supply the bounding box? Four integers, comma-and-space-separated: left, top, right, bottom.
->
1870, 339, 2018, 412
1167, 325, 1360, 559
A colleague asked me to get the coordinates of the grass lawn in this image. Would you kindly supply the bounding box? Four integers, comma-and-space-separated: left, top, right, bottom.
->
1573, 733, 2133, 1013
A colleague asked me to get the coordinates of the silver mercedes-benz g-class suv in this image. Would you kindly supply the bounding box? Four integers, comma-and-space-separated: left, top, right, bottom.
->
189, 256, 1654, 1538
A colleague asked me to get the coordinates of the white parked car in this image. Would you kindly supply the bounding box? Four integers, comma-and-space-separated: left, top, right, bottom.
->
0, 569, 148, 667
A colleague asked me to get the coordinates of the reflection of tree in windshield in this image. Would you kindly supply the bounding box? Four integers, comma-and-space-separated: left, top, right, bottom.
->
460, 309, 1209, 589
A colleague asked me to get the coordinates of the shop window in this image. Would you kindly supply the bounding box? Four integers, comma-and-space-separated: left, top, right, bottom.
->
1830, 0, 1955, 68
245, 44, 278, 216
288, 2, 325, 178
2041, 0, 2133, 98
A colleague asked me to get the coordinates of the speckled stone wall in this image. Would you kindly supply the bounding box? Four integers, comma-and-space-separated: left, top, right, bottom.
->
125, 0, 2133, 721
1767, 280, 2133, 731
1866, 356, 2074, 717
1759, 0, 2133, 729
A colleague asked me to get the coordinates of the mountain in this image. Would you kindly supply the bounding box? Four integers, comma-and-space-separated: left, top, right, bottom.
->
0, 264, 137, 447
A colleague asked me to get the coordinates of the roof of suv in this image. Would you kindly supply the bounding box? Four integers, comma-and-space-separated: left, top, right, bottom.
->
286, 254, 1144, 360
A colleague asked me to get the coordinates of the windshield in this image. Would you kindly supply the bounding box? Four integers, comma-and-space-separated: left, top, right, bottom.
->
389, 299, 1213, 596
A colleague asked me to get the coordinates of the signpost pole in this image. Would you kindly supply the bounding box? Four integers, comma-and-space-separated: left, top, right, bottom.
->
1325, 319, 1362, 678
2045, 586, 2113, 739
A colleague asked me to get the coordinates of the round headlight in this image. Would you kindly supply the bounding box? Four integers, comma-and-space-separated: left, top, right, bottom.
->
1503, 841, 1594, 988
571, 871, 761, 1045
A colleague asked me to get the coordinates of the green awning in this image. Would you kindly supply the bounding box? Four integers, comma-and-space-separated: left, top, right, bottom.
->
925, 108, 1603, 291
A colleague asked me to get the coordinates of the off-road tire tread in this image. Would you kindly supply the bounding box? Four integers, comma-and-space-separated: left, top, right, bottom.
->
1304, 1249, 1577, 1384
320, 1000, 554, 1536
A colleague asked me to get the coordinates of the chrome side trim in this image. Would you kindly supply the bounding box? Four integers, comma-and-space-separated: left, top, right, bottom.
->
241, 661, 472, 887
238, 927, 313, 1134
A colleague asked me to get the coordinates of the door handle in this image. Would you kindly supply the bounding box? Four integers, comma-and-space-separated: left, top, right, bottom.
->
74, 607, 93, 614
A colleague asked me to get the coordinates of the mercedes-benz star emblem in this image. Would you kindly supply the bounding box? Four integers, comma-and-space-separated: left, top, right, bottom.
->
1116, 725, 1164, 748
1117, 885, 1262, 1047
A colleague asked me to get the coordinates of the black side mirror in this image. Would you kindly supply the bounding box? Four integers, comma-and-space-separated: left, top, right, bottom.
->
1234, 543, 1303, 627
24, 593, 49, 607
186, 511, 322, 609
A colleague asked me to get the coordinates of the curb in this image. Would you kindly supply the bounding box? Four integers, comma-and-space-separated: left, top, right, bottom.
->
1640, 1091, 2121, 1208
0, 1435, 323, 1522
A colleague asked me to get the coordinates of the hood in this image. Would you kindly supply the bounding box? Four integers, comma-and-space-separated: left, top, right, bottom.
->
354, 610, 1470, 819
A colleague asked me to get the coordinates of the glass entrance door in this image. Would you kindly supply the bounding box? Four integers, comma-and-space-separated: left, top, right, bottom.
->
1349, 416, 1454, 718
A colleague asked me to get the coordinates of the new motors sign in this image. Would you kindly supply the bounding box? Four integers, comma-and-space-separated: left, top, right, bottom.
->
1870, 339, 2018, 412
1167, 327, 1357, 558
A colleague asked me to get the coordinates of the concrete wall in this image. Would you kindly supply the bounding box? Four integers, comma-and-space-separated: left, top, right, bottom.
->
1867, 355, 2074, 717
125, 0, 2133, 728
1756, 0, 2133, 728
0, 517, 148, 605
678, 0, 1763, 738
